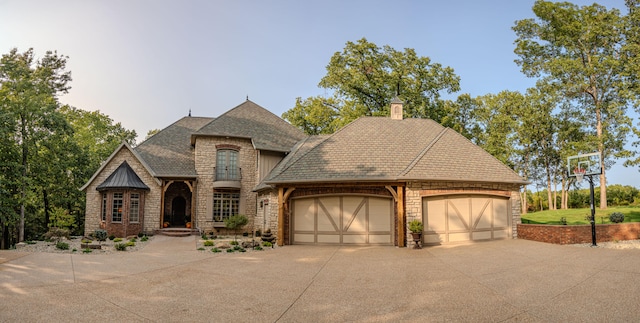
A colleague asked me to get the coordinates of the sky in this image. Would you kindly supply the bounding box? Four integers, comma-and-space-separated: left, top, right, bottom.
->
0, 0, 635, 188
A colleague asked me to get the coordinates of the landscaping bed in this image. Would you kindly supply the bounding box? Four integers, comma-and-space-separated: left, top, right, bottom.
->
14, 235, 153, 254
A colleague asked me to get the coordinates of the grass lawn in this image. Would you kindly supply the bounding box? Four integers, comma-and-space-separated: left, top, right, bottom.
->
521, 206, 640, 225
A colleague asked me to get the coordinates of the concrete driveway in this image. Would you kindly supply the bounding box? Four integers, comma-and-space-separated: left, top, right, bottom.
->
1, 236, 639, 322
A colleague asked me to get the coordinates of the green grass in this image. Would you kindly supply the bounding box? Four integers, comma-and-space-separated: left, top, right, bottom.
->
522, 206, 640, 225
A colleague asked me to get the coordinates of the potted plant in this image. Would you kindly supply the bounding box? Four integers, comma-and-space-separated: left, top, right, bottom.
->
408, 219, 424, 249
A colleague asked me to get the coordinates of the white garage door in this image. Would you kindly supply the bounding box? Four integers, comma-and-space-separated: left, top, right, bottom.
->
422, 195, 511, 244
292, 196, 393, 245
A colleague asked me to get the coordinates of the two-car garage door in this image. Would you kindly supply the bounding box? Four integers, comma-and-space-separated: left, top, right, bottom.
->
423, 195, 511, 244
292, 196, 393, 245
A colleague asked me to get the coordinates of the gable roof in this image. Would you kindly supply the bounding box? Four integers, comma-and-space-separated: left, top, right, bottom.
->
265, 117, 526, 185
96, 161, 150, 191
192, 100, 306, 152
135, 116, 213, 177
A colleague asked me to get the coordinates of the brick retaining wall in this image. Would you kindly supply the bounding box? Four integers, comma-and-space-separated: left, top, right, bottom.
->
517, 223, 640, 244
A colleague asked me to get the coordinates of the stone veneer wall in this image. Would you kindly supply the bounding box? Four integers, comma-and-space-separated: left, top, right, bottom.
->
84, 148, 161, 236
405, 181, 522, 239
194, 137, 258, 233
256, 190, 279, 233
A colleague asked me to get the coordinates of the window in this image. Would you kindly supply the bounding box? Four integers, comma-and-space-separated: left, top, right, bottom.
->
212, 190, 240, 222
101, 193, 107, 222
130, 193, 140, 223
216, 149, 240, 180
112, 192, 123, 222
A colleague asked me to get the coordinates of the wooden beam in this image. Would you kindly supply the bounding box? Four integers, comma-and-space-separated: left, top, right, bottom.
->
160, 180, 166, 229
385, 186, 398, 201
277, 187, 285, 246
397, 186, 405, 247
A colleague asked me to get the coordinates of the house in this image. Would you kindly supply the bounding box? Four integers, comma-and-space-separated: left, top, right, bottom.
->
82, 99, 526, 246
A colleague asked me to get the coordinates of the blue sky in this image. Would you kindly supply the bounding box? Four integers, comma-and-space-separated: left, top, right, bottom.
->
0, 0, 635, 187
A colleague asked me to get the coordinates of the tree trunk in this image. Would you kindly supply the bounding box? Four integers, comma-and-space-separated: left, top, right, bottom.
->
594, 97, 607, 209
546, 169, 555, 211
521, 185, 528, 214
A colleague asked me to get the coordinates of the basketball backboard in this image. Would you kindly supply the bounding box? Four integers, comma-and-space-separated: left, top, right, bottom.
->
567, 152, 602, 178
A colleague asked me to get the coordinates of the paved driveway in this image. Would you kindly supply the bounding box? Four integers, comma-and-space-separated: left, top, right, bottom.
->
1, 236, 639, 322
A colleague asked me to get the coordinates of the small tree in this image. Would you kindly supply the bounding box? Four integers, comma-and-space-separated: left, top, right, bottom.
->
224, 214, 248, 241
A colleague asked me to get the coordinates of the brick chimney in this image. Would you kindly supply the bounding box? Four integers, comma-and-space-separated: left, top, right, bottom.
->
390, 96, 403, 120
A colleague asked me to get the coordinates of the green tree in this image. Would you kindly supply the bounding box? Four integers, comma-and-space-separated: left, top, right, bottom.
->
283, 38, 461, 134
0, 48, 72, 242
513, 0, 638, 209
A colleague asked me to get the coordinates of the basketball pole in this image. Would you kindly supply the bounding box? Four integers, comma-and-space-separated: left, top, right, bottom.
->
587, 174, 597, 247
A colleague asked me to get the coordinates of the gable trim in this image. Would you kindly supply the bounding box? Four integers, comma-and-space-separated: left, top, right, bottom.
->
79, 141, 160, 191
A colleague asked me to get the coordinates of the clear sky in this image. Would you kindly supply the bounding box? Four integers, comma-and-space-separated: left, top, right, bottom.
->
0, 0, 635, 188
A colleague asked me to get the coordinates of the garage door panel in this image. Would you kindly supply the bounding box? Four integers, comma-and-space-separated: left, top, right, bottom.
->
369, 198, 392, 231
292, 196, 392, 245
317, 197, 340, 232
293, 199, 315, 231
423, 195, 511, 244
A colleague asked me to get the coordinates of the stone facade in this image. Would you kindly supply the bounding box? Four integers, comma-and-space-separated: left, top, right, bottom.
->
194, 136, 260, 234
84, 147, 161, 237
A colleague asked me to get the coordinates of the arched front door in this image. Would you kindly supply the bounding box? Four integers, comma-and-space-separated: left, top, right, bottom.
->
171, 196, 187, 226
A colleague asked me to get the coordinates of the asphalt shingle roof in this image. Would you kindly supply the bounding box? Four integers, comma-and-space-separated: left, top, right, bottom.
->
135, 116, 213, 177
266, 117, 526, 185
193, 100, 306, 152
96, 161, 150, 191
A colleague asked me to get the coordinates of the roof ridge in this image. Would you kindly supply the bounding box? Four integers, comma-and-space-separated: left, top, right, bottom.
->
400, 127, 449, 176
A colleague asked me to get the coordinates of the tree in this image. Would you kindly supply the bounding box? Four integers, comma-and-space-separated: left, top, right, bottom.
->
0, 48, 72, 242
283, 38, 461, 134
513, 1, 638, 209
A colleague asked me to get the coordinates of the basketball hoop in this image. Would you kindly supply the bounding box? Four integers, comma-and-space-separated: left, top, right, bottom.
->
574, 168, 586, 182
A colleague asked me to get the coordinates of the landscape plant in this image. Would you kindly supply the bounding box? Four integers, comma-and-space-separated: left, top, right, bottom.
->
56, 241, 69, 250
114, 243, 127, 251
224, 214, 248, 241
609, 212, 625, 223
94, 229, 107, 244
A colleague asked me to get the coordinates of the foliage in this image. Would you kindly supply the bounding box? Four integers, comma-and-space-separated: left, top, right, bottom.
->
129, 237, 137, 242
262, 241, 273, 247
203, 240, 214, 247
197, 247, 205, 251
226, 248, 234, 253
140, 235, 148, 242
229, 240, 239, 245
55, 241, 69, 250
48, 207, 76, 231
109, 235, 116, 240
43, 227, 69, 242
254, 245, 263, 251
114, 243, 127, 251
609, 212, 625, 223
113, 237, 123, 242
282, 38, 461, 134
514, 1, 640, 209
211, 247, 221, 253
224, 214, 248, 240
125, 241, 135, 247
82, 248, 92, 253
94, 229, 107, 242
137, 232, 144, 238
408, 219, 423, 233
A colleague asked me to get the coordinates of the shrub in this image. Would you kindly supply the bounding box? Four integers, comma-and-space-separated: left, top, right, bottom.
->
114, 243, 127, 251
254, 245, 263, 251
141, 235, 149, 242
25, 240, 37, 245
224, 214, 249, 240
125, 241, 135, 247
229, 240, 239, 245
129, 237, 137, 242
226, 248, 235, 253
72, 248, 77, 252
138, 232, 144, 238
56, 241, 69, 250
44, 227, 70, 242
201, 234, 209, 240
262, 241, 272, 247
81, 238, 92, 244
408, 219, 424, 233
113, 238, 123, 242
94, 229, 107, 242
82, 248, 92, 253
239, 247, 246, 252
211, 248, 221, 253
609, 212, 625, 223
109, 235, 116, 240
233, 245, 242, 251
203, 240, 214, 247
197, 247, 205, 251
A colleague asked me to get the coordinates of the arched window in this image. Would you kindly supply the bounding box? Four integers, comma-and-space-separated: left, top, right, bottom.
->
216, 149, 240, 180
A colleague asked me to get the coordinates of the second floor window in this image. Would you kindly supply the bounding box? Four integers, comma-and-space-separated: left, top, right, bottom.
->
216, 149, 239, 180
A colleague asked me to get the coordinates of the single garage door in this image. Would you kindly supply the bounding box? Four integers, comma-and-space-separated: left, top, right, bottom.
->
422, 195, 510, 244
292, 196, 393, 245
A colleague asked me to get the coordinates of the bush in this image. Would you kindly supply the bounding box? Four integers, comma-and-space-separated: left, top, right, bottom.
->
82, 248, 92, 253
129, 237, 137, 242
197, 247, 205, 251
125, 241, 135, 247
113, 238, 123, 242
81, 238, 92, 244
254, 245, 263, 251
609, 212, 625, 223
109, 235, 116, 240
229, 240, 239, 245
262, 241, 272, 247
408, 219, 423, 233
211, 247, 221, 253
44, 227, 70, 242
138, 232, 144, 238
141, 235, 149, 242
226, 248, 235, 253
203, 240, 214, 246
114, 243, 127, 251
56, 241, 69, 250
94, 229, 107, 242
